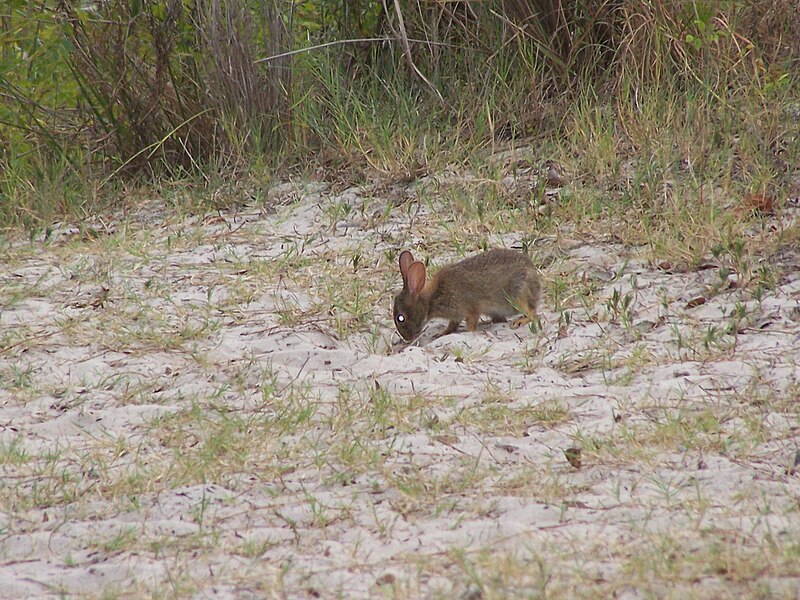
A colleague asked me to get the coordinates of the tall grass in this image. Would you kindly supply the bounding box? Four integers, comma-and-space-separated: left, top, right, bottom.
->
0, 0, 798, 230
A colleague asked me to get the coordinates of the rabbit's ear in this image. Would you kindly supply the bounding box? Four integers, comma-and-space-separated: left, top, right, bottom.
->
407, 261, 426, 295
399, 251, 414, 277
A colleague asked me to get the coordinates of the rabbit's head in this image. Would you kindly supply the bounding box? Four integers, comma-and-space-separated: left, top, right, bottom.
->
393, 251, 429, 341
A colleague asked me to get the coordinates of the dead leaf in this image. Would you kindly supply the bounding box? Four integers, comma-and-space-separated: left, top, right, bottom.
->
685, 296, 706, 309
787, 450, 800, 476
435, 434, 460, 445
741, 191, 775, 216
91, 286, 110, 308
565, 447, 582, 469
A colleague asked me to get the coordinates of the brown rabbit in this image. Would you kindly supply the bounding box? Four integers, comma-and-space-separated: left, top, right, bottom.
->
393, 248, 541, 341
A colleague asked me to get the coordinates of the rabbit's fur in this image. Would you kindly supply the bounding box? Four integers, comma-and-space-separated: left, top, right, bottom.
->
393, 248, 541, 341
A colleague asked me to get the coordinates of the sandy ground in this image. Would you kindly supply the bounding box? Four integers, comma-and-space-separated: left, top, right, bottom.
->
1, 177, 800, 599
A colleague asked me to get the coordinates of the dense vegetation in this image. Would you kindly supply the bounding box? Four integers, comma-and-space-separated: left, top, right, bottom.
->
1, 0, 798, 230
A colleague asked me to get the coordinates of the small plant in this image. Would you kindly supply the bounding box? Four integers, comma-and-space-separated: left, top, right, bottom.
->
103, 527, 141, 554
701, 323, 734, 355
324, 200, 353, 229
605, 287, 635, 327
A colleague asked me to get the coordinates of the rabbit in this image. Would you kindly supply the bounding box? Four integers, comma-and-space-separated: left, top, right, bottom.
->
393, 248, 541, 341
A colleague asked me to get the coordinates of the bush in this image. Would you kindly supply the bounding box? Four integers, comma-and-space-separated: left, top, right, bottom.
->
0, 1, 798, 227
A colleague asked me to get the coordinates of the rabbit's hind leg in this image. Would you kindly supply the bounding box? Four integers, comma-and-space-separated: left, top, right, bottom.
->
510, 313, 535, 329
510, 285, 539, 330
464, 311, 482, 332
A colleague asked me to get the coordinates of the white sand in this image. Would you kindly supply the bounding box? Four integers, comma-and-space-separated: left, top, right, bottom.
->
1, 178, 799, 598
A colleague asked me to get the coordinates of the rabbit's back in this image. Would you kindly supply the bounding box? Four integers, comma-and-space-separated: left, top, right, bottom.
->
428, 249, 539, 320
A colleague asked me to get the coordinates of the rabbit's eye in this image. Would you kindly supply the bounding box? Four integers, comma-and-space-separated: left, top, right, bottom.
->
397, 314, 405, 323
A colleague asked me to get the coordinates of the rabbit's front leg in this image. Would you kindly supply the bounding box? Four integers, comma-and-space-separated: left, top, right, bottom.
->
441, 320, 461, 336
